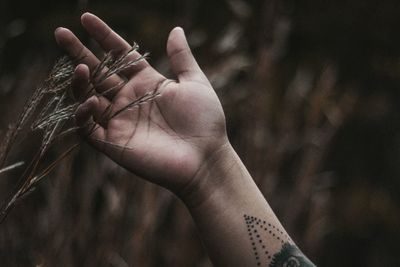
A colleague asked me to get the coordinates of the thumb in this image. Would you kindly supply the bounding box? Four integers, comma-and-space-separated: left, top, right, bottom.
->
167, 27, 205, 82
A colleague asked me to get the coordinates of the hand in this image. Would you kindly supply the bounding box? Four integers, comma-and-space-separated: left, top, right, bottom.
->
54, 13, 229, 195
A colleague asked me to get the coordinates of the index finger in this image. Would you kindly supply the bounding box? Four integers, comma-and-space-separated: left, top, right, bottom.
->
55, 27, 125, 97
80, 13, 153, 77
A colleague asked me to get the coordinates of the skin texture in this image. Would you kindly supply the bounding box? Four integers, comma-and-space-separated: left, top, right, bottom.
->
55, 13, 228, 195
55, 13, 316, 267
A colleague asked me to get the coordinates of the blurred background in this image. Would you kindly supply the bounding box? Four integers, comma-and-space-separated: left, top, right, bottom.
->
0, 0, 400, 266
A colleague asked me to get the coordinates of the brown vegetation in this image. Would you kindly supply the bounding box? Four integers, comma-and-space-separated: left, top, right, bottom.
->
0, 0, 399, 266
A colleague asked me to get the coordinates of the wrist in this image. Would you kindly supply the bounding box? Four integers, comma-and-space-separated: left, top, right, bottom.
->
177, 140, 243, 210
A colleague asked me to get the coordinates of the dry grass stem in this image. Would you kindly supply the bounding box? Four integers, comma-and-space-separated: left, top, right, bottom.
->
0, 43, 152, 223
0, 162, 25, 175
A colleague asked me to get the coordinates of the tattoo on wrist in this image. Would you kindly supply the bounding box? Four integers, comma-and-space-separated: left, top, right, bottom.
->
244, 214, 316, 267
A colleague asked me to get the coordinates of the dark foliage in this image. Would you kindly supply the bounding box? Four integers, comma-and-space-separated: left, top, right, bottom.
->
0, 0, 399, 266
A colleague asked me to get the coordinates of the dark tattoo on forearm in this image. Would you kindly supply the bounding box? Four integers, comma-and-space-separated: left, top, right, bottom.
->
244, 214, 316, 267
269, 242, 316, 267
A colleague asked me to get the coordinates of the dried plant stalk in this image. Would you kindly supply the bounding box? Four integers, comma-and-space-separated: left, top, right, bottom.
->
0, 44, 155, 223
0, 162, 25, 175
0, 57, 74, 169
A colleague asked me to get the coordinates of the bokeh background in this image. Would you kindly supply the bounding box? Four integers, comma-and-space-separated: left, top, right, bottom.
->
1, 0, 400, 266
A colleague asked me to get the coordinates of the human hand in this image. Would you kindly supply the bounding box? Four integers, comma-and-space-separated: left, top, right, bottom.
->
55, 15, 316, 267
54, 13, 230, 196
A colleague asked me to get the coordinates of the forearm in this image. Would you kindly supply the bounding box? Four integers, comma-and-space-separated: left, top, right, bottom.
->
57, 13, 313, 266
180, 143, 316, 267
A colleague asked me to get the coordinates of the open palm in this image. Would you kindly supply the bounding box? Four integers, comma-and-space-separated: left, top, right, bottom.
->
55, 13, 228, 193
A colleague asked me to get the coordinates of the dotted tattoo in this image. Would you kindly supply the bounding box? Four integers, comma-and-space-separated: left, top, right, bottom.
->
244, 214, 294, 266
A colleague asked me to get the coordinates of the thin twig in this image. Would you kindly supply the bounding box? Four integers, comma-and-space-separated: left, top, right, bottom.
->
0, 162, 25, 175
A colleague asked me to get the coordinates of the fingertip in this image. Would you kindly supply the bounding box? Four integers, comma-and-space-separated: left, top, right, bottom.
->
74, 63, 89, 77
54, 27, 74, 46
172, 26, 184, 34
81, 12, 91, 19
80, 12, 108, 41
54, 27, 70, 36
81, 12, 95, 24
86, 95, 99, 107
75, 96, 98, 126
80, 95, 96, 111
54, 27, 65, 40
167, 26, 190, 53
168, 26, 186, 43
81, 12, 102, 30
72, 64, 90, 101
54, 27, 64, 34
